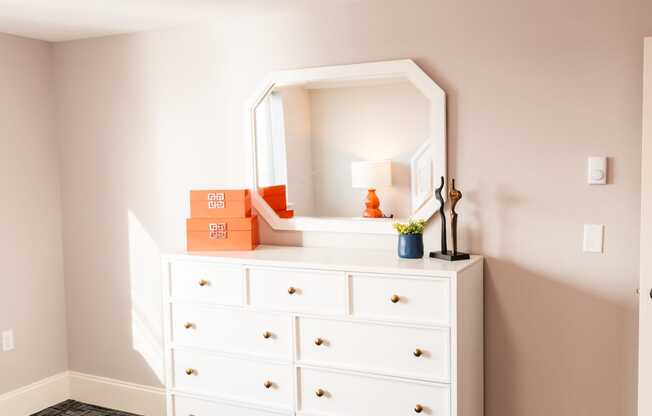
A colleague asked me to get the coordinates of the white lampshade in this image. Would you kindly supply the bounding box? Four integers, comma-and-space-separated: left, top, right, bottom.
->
351, 160, 393, 189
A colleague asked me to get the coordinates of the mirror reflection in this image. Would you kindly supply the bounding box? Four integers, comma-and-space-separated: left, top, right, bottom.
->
254, 77, 431, 219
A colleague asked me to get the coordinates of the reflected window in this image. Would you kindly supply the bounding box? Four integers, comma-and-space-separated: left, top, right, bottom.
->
255, 91, 288, 188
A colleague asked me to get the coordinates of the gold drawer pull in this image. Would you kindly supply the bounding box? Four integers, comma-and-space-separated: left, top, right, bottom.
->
264, 380, 273, 389
315, 388, 325, 397
185, 368, 196, 376
414, 404, 424, 413
413, 348, 423, 357
314, 338, 324, 346
288, 287, 297, 295
391, 294, 400, 303
184, 322, 194, 329
198, 279, 209, 287
263, 331, 272, 339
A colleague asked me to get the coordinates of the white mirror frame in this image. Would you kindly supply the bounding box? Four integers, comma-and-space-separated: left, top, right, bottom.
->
244, 59, 446, 234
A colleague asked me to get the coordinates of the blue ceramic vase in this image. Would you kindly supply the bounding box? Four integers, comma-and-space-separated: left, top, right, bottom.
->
398, 234, 424, 259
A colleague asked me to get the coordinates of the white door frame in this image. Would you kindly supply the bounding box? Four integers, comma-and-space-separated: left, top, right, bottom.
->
639, 36, 652, 416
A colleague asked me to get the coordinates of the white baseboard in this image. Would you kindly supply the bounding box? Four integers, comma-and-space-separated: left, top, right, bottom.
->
0, 372, 70, 416
0, 372, 166, 416
68, 371, 166, 415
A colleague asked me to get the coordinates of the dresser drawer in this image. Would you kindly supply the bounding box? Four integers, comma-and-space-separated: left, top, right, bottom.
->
297, 317, 450, 381
248, 268, 346, 315
171, 304, 291, 359
298, 367, 451, 416
173, 349, 292, 408
170, 262, 243, 305
173, 395, 290, 416
350, 274, 450, 325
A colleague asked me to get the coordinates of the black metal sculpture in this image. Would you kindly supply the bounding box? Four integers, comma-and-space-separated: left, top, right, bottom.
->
430, 176, 470, 261
434, 176, 447, 254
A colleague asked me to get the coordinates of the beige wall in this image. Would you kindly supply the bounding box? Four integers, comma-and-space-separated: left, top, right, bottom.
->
0, 33, 67, 394
274, 82, 428, 218
51, 1, 652, 415
309, 82, 428, 218
278, 86, 316, 216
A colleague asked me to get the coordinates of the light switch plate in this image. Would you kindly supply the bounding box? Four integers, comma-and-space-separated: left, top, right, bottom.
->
2, 329, 14, 352
588, 156, 607, 185
583, 224, 604, 253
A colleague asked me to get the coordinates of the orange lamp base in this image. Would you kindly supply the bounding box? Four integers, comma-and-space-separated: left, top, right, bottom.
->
362, 188, 383, 218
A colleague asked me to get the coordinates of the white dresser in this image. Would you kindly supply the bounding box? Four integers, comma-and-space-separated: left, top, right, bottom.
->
162, 245, 483, 416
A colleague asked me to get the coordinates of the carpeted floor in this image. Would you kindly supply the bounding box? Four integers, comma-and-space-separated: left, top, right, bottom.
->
31, 400, 140, 416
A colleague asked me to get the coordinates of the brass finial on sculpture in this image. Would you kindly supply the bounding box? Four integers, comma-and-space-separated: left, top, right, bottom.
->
449, 178, 462, 256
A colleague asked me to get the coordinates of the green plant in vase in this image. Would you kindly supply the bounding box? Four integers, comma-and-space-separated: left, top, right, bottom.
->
393, 220, 426, 259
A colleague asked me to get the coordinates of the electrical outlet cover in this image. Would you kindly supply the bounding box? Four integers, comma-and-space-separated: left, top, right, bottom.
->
583, 224, 604, 253
2, 330, 14, 352
588, 156, 607, 185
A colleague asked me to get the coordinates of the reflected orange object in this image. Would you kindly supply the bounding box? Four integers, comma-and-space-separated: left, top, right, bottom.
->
258, 184, 286, 197
276, 209, 294, 219
186, 216, 259, 251
363, 189, 383, 218
190, 189, 251, 218
259, 185, 287, 211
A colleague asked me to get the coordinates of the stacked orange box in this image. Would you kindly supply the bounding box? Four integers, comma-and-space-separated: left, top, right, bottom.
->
259, 185, 294, 219
186, 189, 259, 251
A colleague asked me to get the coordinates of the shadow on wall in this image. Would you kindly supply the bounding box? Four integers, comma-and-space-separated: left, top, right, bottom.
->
127, 210, 165, 385
458, 181, 637, 416
484, 257, 637, 416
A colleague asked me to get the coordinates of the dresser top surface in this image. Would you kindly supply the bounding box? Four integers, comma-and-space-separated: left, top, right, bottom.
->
164, 245, 482, 276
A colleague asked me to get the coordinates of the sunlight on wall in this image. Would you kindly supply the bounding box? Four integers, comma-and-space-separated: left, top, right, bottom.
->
128, 210, 165, 383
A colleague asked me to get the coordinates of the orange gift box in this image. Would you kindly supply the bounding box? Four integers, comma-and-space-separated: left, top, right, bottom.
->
276, 209, 294, 219
186, 216, 259, 251
259, 185, 287, 211
190, 189, 251, 218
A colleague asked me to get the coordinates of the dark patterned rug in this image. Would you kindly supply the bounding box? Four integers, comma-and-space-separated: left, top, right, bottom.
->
31, 400, 140, 416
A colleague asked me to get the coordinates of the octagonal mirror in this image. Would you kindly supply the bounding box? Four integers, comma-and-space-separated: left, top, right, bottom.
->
245, 60, 446, 234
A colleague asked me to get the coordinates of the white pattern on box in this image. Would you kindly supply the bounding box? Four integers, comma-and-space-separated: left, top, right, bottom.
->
208, 200, 225, 209
208, 223, 228, 240
209, 231, 228, 240
207, 192, 225, 209
207, 192, 225, 201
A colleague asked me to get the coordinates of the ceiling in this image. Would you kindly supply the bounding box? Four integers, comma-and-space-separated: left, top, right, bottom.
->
0, 0, 354, 42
